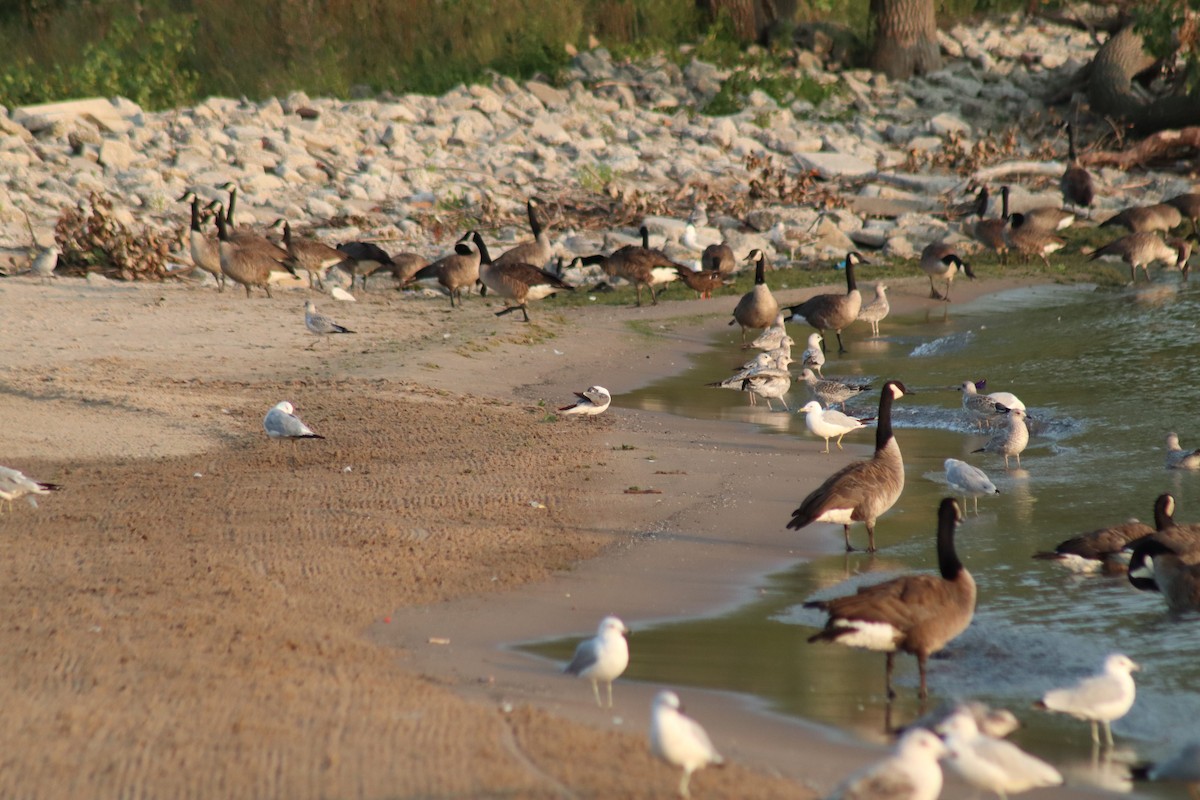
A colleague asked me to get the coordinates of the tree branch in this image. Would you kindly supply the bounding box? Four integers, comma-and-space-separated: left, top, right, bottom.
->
1078, 127, 1200, 169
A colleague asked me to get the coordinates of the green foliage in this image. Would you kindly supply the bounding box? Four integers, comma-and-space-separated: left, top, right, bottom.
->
701, 52, 836, 116
1134, 1, 1200, 94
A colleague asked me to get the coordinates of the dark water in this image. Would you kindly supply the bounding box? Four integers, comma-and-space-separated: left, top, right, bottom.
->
531, 281, 1200, 796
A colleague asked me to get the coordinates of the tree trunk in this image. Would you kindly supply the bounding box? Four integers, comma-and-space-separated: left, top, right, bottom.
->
698, 0, 757, 42
868, 0, 941, 80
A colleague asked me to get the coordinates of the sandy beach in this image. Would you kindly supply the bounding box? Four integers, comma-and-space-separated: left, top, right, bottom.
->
0, 272, 1094, 798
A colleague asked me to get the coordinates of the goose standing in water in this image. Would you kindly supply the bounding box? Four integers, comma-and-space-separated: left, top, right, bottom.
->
944, 459, 998, 514
649, 690, 724, 799
804, 498, 975, 699
788, 381, 908, 552
919, 242, 974, 302
800, 401, 872, 453
1088, 232, 1190, 283
729, 249, 779, 343
1033, 514, 1154, 575
972, 407, 1029, 470
786, 251, 867, 353
856, 282, 890, 337
1036, 653, 1139, 747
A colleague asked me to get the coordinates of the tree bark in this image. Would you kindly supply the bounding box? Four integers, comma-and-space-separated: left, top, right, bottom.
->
697, 0, 757, 42
1087, 26, 1200, 136
868, 0, 941, 80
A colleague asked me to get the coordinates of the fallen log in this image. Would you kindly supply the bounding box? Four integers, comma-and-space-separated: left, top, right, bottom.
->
1078, 127, 1200, 170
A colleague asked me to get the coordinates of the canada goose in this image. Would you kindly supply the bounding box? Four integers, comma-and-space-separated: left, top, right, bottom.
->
800, 401, 871, 453
1061, 122, 1095, 216
801, 333, 825, 376
336, 241, 395, 291
1016, 205, 1075, 234
1100, 203, 1183, 234
972, 407, 1029, 470
263, 401, 324, 440
729, 249, 780, 342
468, 231, 575, 321
702, 241, 737, 274
749, 312, 790, 351
272, 219, 343, 289
853, 282, 890, 339
214, 209, 277, 298
972, 185, 1010, 264
786, 251, 867, 353
583, 226, 685, 307
1167, 433, 1200, 470
1165, 193, 1200, 237
1033, 517, 1154, 574
649, 690, 724, 799
826, 728, 947, 800
919, 242, 974, 301
303, 300, 354, 348
558, 386, 612, 417
0, 466, 62, 513
179, 191, 223, 289
1128, 536, 1200, 613
564, 615, 629, 707
674, 265, 725, 298
410, 235, 482, 307
1005, 214, 1064, 267
493, 197, 553, 270
1089, 232, 1189, 282
740, 368, 792, 411
943, 458, 998, 514
216, 183, 290, 265
1135, 492, 1200, 553
800, 369, 870, 411
804, 497, 974, 698
938, 708, 1063, 799
959, 380, 1003, 429
788, 380, 908, 552
380, 252, 429, 289
1036, 653, 1139, 746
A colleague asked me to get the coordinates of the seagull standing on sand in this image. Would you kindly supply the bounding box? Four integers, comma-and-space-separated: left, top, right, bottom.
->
304, 300, 355, 348
564, 615, 629, 707
30, 245, 59, 284
1036, 653, 1139, 747
649, 690, 724, 799
800, 401, 871, 453
558, 386, 612, 417
938, 707, 1063, 799
0, 466, 62, 513
824, 728, 947, 800
263, 401, 325, 441
944, 458, 999, 513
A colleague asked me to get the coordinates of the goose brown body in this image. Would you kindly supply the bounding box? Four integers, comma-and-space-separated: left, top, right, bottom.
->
1089, 232, 1188, 282
730, 249, 779, 342
1166, 193, 1200, 236
920, 242, 974, 301
215, 211, 276, 298
181, 193, 223, 289
701, 241, 736, 274
786, 252, 866, 353
1061, 123, 1095, 215
275, 219, 343, 289
591, 226, 685, 307
412, 237, 481, 306
805, 498, 976, 699
1006, 215, 1064, 267
972, 185, 1009, 263
217, 184, 289, 266
471, 232, 574, 322
1101, 203, 1183, 234
675, 266, 725, 299
1034, 519, 1154, 574
494, 197, 552, 270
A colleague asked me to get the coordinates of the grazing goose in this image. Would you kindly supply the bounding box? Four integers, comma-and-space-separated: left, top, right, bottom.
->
938, 707, 1063, 799
824, 728, 947, 800
0, 466, 62, 513
303, 300, 354, 348
179, 192, 223, 289
740, 368, 792, 411
558, 386, 612, 417
216, 183, 290, 265
564, 615, 629, 707
1033, 515, 1154, 575
584, 226, 684, 307
1005, 214, 1064, 267
649, 690, 723, 799
1131, 741, 1200, 796
959, 380, 1004, 429
494, 197, 552, 269
1167, 433, 1200, 470
1128, 536, 1200, 613
1061, 122, 1095, 216
786, 251, 867, 353
856, 283, 890, 337
410, 234, 482, 307
702, 240, 736, 274
273, 219, 344, 290
750, 312, 790, 350
1036, 653, 1139, 747
470, 232, 574, 322
800, 401, 872, 453
380, 252, 429, 289
336, 241, 394, 291
1101, 202, 1183, 234
1017, 204, 1075, 233
788, 380, 908, 552
1088, 231, 1188, 282
263, 401, 324, 441
804, 497, 975, 698
674, 265, 725, 299
972, 407, 1029, 470
919, 242, 974, 301
801, 333, 826, 377
972, 185, 1010, 263
214, 209, 277, 298
1166, 192, 1200, 237
800, 369, 870, 411
944, 459, 998, 514
730, 249, 780, 342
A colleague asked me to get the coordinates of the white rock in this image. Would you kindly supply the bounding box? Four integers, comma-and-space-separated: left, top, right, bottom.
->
794, 151, 874, 179
928, 112, 971, 136
98, 140, 136, 171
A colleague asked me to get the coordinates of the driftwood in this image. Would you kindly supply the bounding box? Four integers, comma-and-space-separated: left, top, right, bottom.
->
970, 161, 1065, 183
1079, 127, 1200, 169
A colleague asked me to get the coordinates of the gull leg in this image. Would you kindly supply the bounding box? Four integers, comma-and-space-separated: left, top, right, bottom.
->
1104, 720, 1114, 747
679, 769, 693, 798
606, 681, 613, 708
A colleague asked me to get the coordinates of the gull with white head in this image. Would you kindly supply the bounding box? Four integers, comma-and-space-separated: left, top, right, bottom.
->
1036, 653, 1139, 747
825, 728, 946, 800
944, 458, 999, 514
304, 300, 355, 349
801, 401, 871, 454
563, 615, 628, 707
558, 386, 612, 417
938, 706, 1062, 799
649, 690, 723, 798
263, 401, 325, 441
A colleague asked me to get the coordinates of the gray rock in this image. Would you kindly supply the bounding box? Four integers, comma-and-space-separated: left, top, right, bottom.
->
526, 81, 569, 109
98, 139, 136, 171
795, 151, 874, 179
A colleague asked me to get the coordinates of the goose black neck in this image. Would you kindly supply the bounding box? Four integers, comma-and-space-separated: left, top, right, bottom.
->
935, 499, 964, 580
1154, 493, 1175, 531
472, 231, 493, 264
527, 200, 543, 238
754, 254, 766, 285
1066, 124, 1078, 163
845, 257, 857, 293
282, 221, 292, 246
225, 186, 237, 225
1000, 186, 1010, 220
875, 383, 896, 452
189, 197, 202, 231
640, 226, 650, 249
214, 210, 229, 242
975, 186, 988, 218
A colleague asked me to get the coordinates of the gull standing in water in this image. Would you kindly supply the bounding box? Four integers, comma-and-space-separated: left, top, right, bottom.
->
0, 466, 62, 513
800, 401, 872, 453
1036, 653, 1139, 747
824, 728, 947, 800
304, 300, 355, 348
856, 282, 890, 337
558, 386, 612, 417
801, 333, 826, 377
649, 690, 724, 798
740, 369, 792, 411
973, 407, 1029, 470
944, 458, 999, 513
938, 707, 1062, 799
801, 369, 870, 411
564, 615, 629, 707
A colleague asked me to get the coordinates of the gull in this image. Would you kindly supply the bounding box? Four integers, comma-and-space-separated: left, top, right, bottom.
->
263, 401, 325, 441
304, 300, 355, 349
960, 381, 1003, 429
750, 313, 789, 350
649, 690, 723, 798
1133, 742, 1200, 798
802, 333, 826, 377
1035, 653, 1139, 746
564, 615, 629, 707
708, 355, 792, 406
30, 245, 59, 284
906, 700, 1020, 739
944, 458, 999, 513
558, 386, 612, 417
0, 466, 62, 513
938, 707, 1063, 800
825, 728, 946, 800
857, 282, 890, 337
972, 408, 1029, 470
801, 400, 872, 453
801, 368, 871, 411
1167, 433, 1200, 470
740, 368, 791, 411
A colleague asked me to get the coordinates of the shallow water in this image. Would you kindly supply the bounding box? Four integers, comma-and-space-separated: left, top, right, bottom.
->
532, 281, 1200, 796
